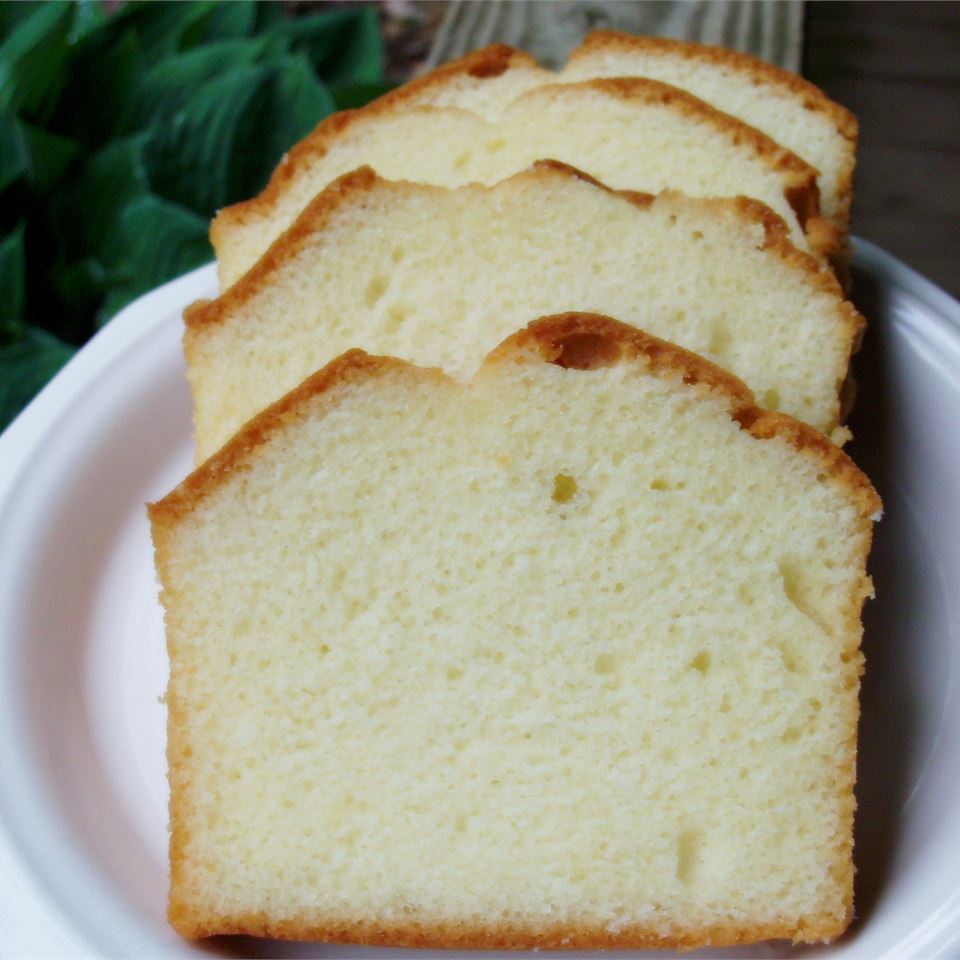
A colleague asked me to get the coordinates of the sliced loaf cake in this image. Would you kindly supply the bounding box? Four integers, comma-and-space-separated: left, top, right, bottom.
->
390, 32, 856, 247
190, 163, 860, 461
151, 313, 879, 947
211, 76, 824, 287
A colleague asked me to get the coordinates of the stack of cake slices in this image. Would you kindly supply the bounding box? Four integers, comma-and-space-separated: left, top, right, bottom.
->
151, 33, 880, 950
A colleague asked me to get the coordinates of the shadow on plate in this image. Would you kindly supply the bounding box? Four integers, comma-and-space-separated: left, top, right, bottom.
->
843, 261, 924, 933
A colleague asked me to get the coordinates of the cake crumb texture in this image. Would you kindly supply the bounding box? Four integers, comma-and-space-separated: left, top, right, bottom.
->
211, 72, 822, 286
190, 163, 860, 461
152, 314, 878, 948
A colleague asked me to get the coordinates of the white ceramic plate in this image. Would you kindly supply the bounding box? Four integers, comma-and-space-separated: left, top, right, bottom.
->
1, 242, 959, 959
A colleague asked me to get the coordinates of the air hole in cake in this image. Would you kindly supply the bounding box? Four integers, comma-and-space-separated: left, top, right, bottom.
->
779, 641, 806, 675
707, 319, 730, 358
446, 665, 463, 681
676, 829, 703, 885
390, 246, 406, 263
552, 332, 621, 370
453, 150, 472, 170
552, 473, 578, 503
650, 478, 670, 491
688, 650, 711, 673
385, 303, 409, 333
485, 138, 507, 153
781, 725, 804, 743
779, 557, 830, 635
364, 274, 389, 308
763, 388, 781, 411
594, 652, 617, 675
454, 813, 468, 832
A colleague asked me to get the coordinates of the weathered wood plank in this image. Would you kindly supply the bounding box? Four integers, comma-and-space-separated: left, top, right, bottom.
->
425, 1, 804, 72
821, 77, 960, 151
854, 146, 960, 224
811, 0, 960, 30
806, 2, 960, 299
806, 16, 960, 82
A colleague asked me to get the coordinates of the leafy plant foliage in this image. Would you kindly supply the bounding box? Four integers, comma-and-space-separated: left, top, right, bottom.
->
0, 0, 390, 430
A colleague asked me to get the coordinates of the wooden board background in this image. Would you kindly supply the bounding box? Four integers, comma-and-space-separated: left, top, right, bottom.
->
426, 0, 803, 71
805, 2, 960, 299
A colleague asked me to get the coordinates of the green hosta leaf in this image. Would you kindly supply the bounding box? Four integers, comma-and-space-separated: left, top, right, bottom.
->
1, 113, 80, 195
332, 80, 396, 111
272, 6, 385, 87
323, 5, 384, 88
68, 0, 108, 43
55, 135, 150, 264
0, 111, 26, 192
0, 3, 38, 38
0, 0, 391, 429
106, 0, 218, 65
97, 194, 209, 325
269, 7, 383, 83
253, 1, 287, 35
144, 61, 270, 214
54, 28, 143, 144
191, 0, 258, 44
144, 53, 334, 215
0, 1, 72, 120
135, 37, 267, 130
17, 121, 81, 194
236, 54, 335, 194
269, 8, 354, 62
0, 224, 26, 328
51, 256, 113, 315
0, 325, 74, 430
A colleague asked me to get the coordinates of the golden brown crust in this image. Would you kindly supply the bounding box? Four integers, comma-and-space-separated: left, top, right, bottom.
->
385, 43, 538, 93
565, 76, 818, 227
173, 911, 848, 946
397, 34, 857, 237
191, 168, 380, 341
573, 31, 858, 231
211, 73, 824, 257
192, 161, 863, 439
159, 312, 879, 528
496, 313, 879, 519
195, 161, 859, 363
149, 349, 428, 529
575, 31, 857, 141
428, 33, 854, 240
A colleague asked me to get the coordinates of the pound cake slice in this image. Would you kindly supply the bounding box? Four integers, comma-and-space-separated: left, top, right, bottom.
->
390, 32, 856, 246
211, 76, 824, 286
189, 163, 862, 461
151, 313, 880, 947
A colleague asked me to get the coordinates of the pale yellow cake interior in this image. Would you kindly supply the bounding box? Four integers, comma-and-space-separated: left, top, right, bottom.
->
156, 337, 874, 941
190, 168, 854, 461
214, 80, 813, 286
